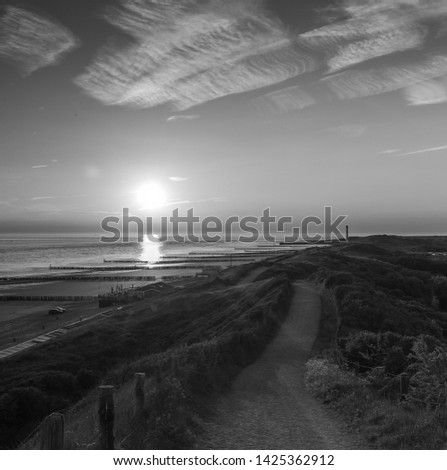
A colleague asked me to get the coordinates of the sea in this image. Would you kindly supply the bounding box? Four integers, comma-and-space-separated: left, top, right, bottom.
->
0, 234, 289, 278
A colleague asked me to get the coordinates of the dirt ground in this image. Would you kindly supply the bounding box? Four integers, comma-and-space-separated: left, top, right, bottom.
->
197, 281, 366, 450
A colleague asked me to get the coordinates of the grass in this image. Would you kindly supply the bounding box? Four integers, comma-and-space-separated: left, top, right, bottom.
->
303, 239, 447, 449
305, 358, 447, 449
13, 237, 447, 450
15, 269, 292, 449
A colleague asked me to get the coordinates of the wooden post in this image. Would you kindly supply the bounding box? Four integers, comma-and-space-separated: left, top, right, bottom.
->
40, 412, 64, 450
400, 373, 410, 400
134, 373, 146, 414
98, 385, 115, 450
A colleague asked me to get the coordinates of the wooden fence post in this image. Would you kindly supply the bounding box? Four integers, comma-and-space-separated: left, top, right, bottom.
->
134, 373, 146, 414
400, 373, 410, 400
98, 385, 115, 450
40, 412, 64, 450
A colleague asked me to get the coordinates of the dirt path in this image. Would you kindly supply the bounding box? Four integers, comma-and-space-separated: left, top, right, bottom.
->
197, 281, 364, 449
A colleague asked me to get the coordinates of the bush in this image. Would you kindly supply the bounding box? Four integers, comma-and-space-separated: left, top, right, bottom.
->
0, 387, 50, 448
325, 272, 354, 288
76, 369, 97, 390
29, 371, 79, 397
407, 336, 447, 410
304, 358, 366, 402
340, 331, 414, 375
147, 378, 196, 449
341, 331, 380, 371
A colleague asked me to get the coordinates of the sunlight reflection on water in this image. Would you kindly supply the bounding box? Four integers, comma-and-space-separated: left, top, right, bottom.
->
139, 239, 161, 263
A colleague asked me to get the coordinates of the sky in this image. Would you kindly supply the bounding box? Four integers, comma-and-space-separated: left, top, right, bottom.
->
1, 0, 447, 235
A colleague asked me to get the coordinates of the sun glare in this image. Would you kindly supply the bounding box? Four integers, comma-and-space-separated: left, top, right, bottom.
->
135, 182, 168, 209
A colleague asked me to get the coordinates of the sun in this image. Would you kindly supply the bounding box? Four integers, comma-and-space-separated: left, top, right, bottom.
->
135, 182, 168, 209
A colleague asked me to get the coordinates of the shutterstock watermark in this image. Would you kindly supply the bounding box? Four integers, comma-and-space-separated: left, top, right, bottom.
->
100, 207, 348, 244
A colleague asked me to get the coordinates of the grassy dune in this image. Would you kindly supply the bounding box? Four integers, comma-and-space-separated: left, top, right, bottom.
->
303, 238, 447, 449
1, 264, 292, 449
8, 236, 447, 450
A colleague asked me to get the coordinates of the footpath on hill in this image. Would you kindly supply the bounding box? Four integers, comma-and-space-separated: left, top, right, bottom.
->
197, 281, 365, 449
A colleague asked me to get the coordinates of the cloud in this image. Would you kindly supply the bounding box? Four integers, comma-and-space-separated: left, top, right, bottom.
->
396, 145, 447, 157
328, 27, 425, 72
403, 76, 447, 105
0, 200, 14, 207
253, 54, 447, 115
167, 115, 199, 122
31, 165, 48, 169
30, 196, 55, 201
323, 55, 447, 101
244, 0, 447, 116
75, 0, 316, 110
0, 6, 79, 76
169, 176, 188, 182
301, 0, 445, 73
380, 149, 403, 155
252, 85, 315, 116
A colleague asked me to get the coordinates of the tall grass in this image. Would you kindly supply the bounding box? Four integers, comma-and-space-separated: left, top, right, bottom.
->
20, 274, 292, 449
305, 358, 447, 449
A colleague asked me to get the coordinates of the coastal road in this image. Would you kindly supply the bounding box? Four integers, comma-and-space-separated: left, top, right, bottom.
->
197, 281, 364, 449
0, 306, 119, 360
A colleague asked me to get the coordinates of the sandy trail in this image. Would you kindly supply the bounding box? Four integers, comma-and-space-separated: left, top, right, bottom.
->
197, 281, 364, 449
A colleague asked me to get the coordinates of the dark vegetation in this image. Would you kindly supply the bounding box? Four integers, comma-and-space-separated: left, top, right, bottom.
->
5, 235, 447, 450
1, 268, 291, 449
303, 237, 447, 449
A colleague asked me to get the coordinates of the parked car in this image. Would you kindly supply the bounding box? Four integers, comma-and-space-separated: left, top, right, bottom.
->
48, 307, 66, 315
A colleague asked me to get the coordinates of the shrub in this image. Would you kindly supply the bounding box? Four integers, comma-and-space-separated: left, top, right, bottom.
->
407, 336, 447, 410
304, 358, 366, 402
341, 331, 380, 371
76, 369, 97, 390
147, 378, 196, 449
325, 272, 354, 288
29, 371, 79, 397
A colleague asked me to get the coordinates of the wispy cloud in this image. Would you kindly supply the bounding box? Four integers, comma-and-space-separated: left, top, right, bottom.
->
169, 176, 188, 182
31, 165, 48, 169
167, 115, 200, 123
403, 76, 447, 105
396, 145, 447, 157
323, 55, 447, 101
253, 55, 447, 115
0, 200, 14, 207
252, 85, 315, 116
248, 0, 447, 116
328, 27, 425, 72
380, 149, 403, 155
300, 0, 434, 72
30, 196, 55, 201
0, 6, 79, 76
67, 0, 447, 114
75, 0, 316, 110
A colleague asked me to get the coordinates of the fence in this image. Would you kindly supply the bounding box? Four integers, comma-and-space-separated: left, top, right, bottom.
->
0, 275, 157, 282
0, 295, 96, 301
38, 372, 151, 450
